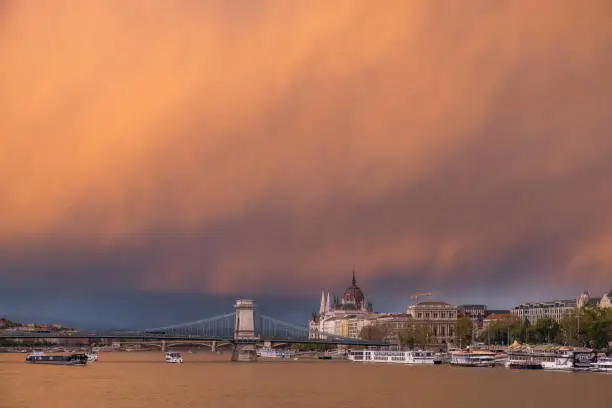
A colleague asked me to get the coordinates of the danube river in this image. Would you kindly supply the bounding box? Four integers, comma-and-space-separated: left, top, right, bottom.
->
0, 352, 609, 408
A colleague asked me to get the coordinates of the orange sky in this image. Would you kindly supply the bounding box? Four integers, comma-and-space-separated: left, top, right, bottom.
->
1, 0, 611, 295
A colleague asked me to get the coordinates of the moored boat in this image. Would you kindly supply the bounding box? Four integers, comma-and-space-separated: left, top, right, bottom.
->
506, 360, 543, 370
449, 350, 496, 367
165, 352, 183, 363
25, 351, 88, 366
348, 349, 436, 365
572, 350, 596, 371
505, 350, 573, 371
86, 352, 99, 362
591, 356, 612, 373
257, 347, 292, 359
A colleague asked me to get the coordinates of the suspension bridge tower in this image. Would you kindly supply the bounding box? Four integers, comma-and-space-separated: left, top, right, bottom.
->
232, 299, 259, 362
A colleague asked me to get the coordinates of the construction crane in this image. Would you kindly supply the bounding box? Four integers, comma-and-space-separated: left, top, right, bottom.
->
411, 292, 439, 305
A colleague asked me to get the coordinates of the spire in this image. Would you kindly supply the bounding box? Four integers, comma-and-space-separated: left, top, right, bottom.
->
325, 291, 331, 313
352, 265, 356, 286
319, 290, 325, 315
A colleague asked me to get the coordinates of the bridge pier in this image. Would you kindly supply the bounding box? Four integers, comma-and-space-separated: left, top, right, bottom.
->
231, 299, 259, 362
211, 341, 217, 353
161, 340, 166, 353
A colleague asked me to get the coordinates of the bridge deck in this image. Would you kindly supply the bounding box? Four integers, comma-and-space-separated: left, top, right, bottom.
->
0, 302, 389, 347
0, 332, 387, 346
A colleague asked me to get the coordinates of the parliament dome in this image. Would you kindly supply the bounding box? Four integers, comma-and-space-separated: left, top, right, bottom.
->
342, 270, 365, 307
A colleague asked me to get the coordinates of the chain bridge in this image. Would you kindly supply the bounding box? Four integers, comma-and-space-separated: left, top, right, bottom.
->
0, 299, 387, 360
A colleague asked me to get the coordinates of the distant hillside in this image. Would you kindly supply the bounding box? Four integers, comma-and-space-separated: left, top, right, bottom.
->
1, 314, 124, 331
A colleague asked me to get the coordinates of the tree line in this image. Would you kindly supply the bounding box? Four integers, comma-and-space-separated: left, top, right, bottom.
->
358, 306, 611, 350
479, 306, 611, 349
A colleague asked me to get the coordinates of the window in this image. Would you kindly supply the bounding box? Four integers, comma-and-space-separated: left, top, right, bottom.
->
441, 312, 446, 318
425, 313, 430, 318
441, 326, 445, 336
417, 313, 422, 318
434, 313, 438, 319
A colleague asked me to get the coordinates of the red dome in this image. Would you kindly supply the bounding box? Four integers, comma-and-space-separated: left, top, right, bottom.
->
342, 270, 365, 307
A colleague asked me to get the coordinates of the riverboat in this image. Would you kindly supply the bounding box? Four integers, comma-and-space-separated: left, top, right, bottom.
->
25, 351, 88, 366
449, 350, 496, 367
348, 349, 436, 365
591, 356, 612, 373
257, 347, 292, 359
165, 352, 183, 363
505, 350, 573, 371
506, 360, 543, 370
86, 352, 99, 362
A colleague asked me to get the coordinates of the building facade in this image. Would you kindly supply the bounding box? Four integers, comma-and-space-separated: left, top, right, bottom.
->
308, 270, 375, 339
600, 290, 612, 309
482, 313, 513, 331
458, 305, 487, 321
577, 290, 612, 310
511, 299, 576, 323
374, 313, 413, 342
407, 301, 457, 344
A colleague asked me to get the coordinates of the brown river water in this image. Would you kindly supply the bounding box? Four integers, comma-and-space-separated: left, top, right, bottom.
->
0, 352, 609, 408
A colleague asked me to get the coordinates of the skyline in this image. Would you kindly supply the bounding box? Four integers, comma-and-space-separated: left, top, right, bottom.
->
0, 274, 607, 329
1, 1, 612, 325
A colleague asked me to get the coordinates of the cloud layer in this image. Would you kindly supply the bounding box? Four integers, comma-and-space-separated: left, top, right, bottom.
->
1, 0, 611, 298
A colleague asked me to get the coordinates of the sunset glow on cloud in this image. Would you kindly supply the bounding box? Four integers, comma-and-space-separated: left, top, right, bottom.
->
1, 0, 611, 297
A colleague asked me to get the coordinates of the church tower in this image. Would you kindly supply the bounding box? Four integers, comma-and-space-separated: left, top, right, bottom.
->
319, 290, 325, 315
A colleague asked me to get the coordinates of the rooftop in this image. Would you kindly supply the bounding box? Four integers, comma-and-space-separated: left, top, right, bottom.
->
484, 313, 512, 321
514, 299, 576, 309
417, 301, 451, 306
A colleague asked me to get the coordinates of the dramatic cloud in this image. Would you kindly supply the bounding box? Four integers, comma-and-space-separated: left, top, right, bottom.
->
1, 0, 611, 300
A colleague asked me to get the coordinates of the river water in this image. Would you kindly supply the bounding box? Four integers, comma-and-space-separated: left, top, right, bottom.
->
0, 352, 609, 408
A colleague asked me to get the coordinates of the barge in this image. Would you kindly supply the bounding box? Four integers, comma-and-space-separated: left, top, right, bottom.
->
25, 351, 88, 366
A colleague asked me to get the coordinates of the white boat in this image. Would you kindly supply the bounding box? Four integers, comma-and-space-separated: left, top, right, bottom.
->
505, 350, 573, 371
348, 349, 436, 364
256, 347, 292, 359
86, 353, 98, 362
449, 351, 496, 367
591, 356, 612, 372
165, 352, 183, 364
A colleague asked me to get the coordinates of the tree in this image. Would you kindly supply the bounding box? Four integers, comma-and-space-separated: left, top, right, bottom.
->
360, 325, 385, 342
557, 311, 579, 345
455, 317, 473, 348
414, 325, 433, 347
477, 315, 523, 345
532, 317, 559, 344
398, 328, 415, 348
581, 306, 612, 349
557, 307, 612, 348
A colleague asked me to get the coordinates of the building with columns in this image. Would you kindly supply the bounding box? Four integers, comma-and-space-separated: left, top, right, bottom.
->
407, 301, 458, 344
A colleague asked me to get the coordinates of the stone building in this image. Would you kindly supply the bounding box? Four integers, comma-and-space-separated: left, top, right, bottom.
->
511, 299, 576, 323
600, 290, 612, 309
374, 313, 413, 342
308, 270, 375, 339
458, 305, 487, 321
407, 301, 457, 344
482, 313, 513, 331
577, 290, 612, 310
